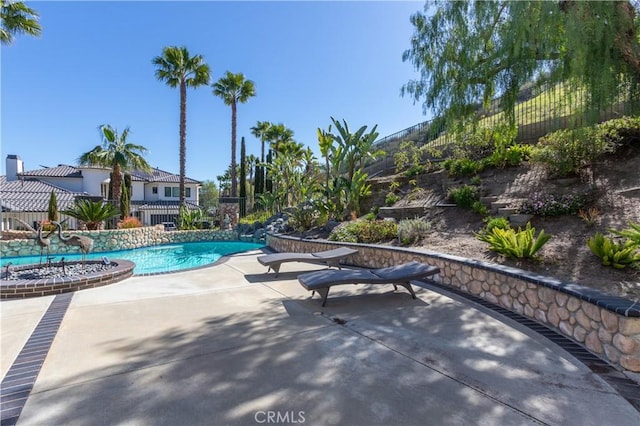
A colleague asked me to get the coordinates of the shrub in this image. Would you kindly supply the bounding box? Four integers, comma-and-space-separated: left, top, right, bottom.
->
118, 216, 142, 229
587, 232, 640, 269
327, 224, 358, 243
578, 207, 600, 227
489, 144, 533, 168
239, 210, 272, 225
385, 192, 400, 206
483, 216, 511, 233
329, 220, 398, 244
394, 140, 422, 174
397, 218, 431, 246
471, 201, 489, 216
475, 223, 552, 259
447, 185, 479, 209
443, 158, 484, 177
531, 125, 613, 177
519, 192, 589, 216
593, 116, 640, 151
404, 164, 427, 177
288, 202, 321, 232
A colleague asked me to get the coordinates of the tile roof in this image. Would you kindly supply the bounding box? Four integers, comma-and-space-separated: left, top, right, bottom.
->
20, 165, 82, 178
130, 168, 201, 184
130, 200, 201, 210
21, 165, 200, 184
0, 177, 84, 212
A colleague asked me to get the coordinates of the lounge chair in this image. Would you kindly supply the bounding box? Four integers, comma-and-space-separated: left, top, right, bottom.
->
297, 261, 440, 306
257, 247, 358, 276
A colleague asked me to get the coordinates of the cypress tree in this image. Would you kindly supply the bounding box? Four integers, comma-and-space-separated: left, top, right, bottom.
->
265, 150, 273, 193
47, 190, 59, 222
239, 137, 247, 217
120, 173, 132, 219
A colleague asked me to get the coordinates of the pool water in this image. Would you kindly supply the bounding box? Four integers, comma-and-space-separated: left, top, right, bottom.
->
1, 241, 265, 275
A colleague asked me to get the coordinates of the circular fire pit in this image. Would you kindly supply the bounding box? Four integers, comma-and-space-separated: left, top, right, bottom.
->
0, 259, 135, 299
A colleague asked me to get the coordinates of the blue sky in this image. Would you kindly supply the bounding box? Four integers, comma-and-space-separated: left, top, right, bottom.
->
2, 1, 428, 183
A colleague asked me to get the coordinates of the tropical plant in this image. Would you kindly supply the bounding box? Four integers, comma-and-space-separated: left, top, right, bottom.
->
47, 190, 58, 222
62, 199, 119, 230
153, 46, 210, 205
475, 222, 552, 259
251, 121, 272, 195
397, 218, 431, 246
0, 0, 41, 45
611, 221, 640, 247
587, 232, 640, 269
330, 117, 383, 181
177, 205, 207, 230
482, 216, 511, 234
78, 125, 151, 210
213, 71, 256, 197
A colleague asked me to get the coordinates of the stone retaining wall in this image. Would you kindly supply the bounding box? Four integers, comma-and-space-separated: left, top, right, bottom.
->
1, 226, 238, 258
266, 233, 640, 373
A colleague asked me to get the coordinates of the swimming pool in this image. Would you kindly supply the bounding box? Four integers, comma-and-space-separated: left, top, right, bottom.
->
1, 241, 265, 275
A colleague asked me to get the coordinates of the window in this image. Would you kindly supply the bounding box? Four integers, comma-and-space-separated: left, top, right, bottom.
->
163, 186, 190, 198
152, 187, 157, 194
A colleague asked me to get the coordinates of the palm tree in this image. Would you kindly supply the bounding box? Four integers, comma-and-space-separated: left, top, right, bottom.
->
213, 71, 256, 197
153, 46, 210, 205
250, 121, 271, 195
265, 123, 295, 156
0, 0, 41, 45
78, 125, 151, 210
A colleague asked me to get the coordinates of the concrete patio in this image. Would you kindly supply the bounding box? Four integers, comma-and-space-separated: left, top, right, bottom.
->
2, 249, 640, 425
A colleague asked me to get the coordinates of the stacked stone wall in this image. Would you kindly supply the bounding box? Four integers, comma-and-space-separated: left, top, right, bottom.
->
266, 233, 640, 373
0, 226, 238, 258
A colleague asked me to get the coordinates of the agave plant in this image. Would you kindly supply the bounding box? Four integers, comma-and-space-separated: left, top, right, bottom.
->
62, 199, 119, 230
611, 221, 640, 247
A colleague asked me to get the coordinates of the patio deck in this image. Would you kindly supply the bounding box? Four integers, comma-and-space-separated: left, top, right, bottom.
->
1, 250, 639, 425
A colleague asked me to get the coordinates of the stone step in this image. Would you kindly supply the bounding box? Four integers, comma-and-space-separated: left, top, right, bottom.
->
498, 207, 518, 217
491, 201, 510, 210
480, 196, 499, 207
508, 214, 533, 227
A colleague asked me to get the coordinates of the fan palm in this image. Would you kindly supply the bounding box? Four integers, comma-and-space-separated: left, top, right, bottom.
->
153, 46, 210, 205
0, 0, 41, 45
62, 199, 119, 231
213, 71, 256, 197
79, 125, 151, 210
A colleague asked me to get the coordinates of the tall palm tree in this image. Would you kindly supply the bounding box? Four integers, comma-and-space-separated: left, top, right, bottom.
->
250, 121, 271, 195
213, 71, 256, 197
153, 46, 210, 205
78, 125, 152, 210
0, 0, 41, 45
265, 123, 294, 156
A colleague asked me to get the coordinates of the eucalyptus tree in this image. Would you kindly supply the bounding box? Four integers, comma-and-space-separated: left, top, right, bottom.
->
153, 46, 210, 205
213, 71, 256, 198
0, 0, 41, 45
78, 125, 151, 211
402, 1, 640, 127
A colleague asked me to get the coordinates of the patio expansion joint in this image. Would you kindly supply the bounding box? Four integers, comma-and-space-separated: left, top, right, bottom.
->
0, 292, 73, 426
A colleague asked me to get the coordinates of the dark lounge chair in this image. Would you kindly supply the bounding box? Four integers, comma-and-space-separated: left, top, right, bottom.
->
297, 261, 440, 306
257, 247, 358, 277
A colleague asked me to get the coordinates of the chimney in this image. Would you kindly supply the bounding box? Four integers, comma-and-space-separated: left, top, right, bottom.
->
6, 155, 24, 181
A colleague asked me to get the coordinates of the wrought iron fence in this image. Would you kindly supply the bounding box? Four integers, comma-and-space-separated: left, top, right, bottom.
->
366, 84, 640, 176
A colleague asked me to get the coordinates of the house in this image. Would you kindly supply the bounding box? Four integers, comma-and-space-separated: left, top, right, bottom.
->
1, 155, 201, 230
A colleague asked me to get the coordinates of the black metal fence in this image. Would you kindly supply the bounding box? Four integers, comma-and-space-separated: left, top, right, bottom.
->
366, 84, 639, 176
